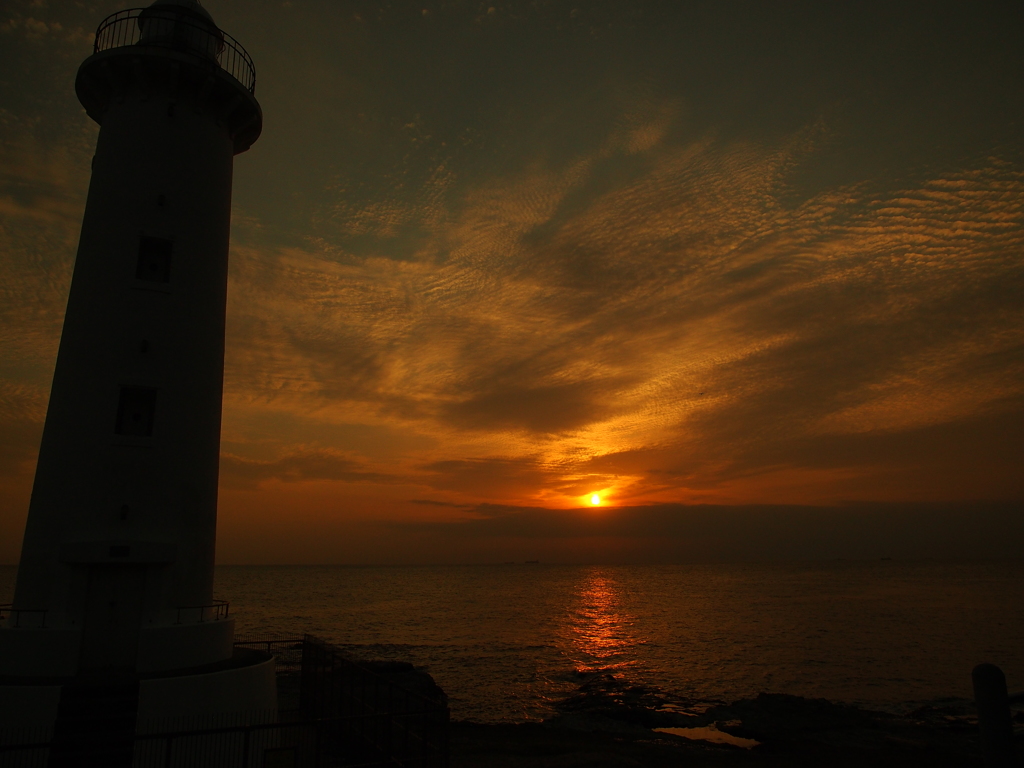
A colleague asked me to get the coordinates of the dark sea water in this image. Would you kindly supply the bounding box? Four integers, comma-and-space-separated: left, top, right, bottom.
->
221, 561, 1024, 722
3, 561, 1022, 722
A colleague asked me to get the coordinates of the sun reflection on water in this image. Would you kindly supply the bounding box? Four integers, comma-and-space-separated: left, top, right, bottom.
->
564, 568, 642, 673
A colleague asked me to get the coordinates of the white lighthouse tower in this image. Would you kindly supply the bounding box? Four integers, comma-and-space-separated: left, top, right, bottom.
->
0, 0, 275, 758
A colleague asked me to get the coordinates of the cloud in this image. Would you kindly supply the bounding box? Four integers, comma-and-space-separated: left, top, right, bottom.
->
220, 447, 398, 489
390, 501, 1024, 561
418, 456, 561, 497
441, 378, 633, 434
3, 0, 1022, 536
409, 499, 475, 509
222, 122, 1024, 506
0, 382, 45, 479
416, 455, 620, 507
0, 115, 92, 401
224, 122, 1024, 481
0, 13, 91, 45
1, 17, 58, 36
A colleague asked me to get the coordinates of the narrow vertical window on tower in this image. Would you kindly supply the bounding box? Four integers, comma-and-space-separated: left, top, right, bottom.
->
115, 386, 158, 437
136, 236, 172, 282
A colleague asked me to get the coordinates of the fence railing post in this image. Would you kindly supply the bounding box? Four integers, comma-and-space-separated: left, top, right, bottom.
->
973, 663, 1017, 768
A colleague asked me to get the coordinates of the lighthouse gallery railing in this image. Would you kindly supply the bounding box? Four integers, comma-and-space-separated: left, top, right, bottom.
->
93, 8, 256, 95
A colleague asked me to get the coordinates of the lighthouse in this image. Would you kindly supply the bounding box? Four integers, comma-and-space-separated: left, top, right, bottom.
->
0, 0, 275, 755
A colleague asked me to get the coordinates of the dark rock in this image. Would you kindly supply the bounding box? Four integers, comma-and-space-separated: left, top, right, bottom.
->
552, 672, 704, 728
358, 659, 449, 705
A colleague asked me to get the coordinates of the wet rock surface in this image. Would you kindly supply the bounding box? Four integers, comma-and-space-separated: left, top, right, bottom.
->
450, 672, 1016, 767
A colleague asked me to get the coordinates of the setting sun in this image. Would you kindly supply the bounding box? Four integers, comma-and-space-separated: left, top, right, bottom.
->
590, 494, 601, 506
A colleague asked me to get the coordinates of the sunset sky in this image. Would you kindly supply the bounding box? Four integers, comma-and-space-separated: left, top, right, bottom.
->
1, 1, 1022, 563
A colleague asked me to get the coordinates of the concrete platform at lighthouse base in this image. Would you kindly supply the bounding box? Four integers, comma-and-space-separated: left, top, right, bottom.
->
0, 647, 277, 732
138, 647, 277, 726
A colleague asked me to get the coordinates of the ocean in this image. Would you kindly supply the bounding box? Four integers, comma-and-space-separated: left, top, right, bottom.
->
3, 561, 1022, 722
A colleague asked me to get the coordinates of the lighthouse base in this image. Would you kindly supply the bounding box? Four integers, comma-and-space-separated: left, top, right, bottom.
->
0, 648, 276, 765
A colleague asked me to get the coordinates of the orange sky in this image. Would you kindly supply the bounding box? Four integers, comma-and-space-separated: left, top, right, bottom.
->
1, 1, 1022, 562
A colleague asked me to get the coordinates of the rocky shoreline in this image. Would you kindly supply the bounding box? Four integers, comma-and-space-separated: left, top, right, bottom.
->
294, 651, 1021, 766
450, 672, 1019, 767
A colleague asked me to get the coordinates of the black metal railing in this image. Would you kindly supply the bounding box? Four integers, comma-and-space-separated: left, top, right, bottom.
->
0, 604, 47, 628
93, 8, 256, 94
0, 725, 51, 768
174, 599, 229, 624
136, 715, 344, 768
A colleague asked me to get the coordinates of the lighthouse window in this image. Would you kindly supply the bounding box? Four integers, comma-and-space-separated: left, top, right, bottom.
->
136, 236, 172, 282
115, 386, 158, 437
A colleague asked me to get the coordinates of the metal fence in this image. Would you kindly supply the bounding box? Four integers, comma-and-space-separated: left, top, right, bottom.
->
0, 635, 449, 768
133, 713, 294, 768
93, 8, 256, 94
0, 717, 421, 768
0, 726, 50, 768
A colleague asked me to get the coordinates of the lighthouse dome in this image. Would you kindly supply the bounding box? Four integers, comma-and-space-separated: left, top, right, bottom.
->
137, 0, 223, 60
146, 0, 216, 26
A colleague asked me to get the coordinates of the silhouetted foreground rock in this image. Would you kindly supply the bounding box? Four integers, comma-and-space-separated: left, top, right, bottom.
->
359, 660, 449, 705
449, 673, 1013, 767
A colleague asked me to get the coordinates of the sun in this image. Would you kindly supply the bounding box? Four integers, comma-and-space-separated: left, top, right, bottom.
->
590, 493, 601, 506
